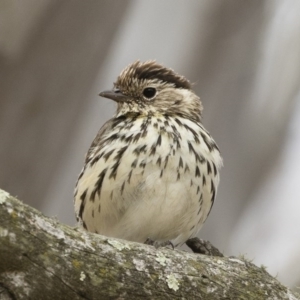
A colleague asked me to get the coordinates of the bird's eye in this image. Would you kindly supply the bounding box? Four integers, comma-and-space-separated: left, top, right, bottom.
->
142, 87, 156, 99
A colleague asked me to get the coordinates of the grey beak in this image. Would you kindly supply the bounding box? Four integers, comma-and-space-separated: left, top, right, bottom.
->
99, 90, 128, 103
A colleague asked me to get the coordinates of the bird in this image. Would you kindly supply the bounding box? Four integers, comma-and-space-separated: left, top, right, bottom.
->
74, 60, 222, 248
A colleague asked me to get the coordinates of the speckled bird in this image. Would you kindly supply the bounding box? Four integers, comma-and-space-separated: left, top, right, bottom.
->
74, 60, 222, 247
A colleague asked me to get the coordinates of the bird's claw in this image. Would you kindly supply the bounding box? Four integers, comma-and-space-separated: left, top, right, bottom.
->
144, 238, 174, 249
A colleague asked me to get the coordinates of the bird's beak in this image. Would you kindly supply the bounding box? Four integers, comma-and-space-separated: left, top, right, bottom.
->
99, 90, 129, 103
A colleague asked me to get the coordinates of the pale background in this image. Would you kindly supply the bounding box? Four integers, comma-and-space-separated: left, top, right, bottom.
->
1, 0, 300, 289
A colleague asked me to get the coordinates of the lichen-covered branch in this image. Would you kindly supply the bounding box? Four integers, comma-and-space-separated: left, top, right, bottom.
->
0, 189, 298, 300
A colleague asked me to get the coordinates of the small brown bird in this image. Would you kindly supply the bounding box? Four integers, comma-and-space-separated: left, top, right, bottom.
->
74, 60, 222, 247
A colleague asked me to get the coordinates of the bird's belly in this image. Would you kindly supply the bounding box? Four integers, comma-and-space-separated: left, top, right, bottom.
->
111, 166, 211, 245
78, 144, 215, 245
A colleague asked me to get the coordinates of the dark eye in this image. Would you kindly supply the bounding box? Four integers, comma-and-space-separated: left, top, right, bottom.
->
142, 87, 156, 99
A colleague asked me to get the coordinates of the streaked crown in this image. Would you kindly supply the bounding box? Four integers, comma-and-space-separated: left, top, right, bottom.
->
116, 60, 191, 90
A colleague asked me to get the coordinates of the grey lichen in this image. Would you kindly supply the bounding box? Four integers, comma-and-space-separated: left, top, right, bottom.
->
166, 274, 180, 292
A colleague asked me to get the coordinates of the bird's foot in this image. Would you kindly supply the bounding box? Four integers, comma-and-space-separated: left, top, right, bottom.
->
144, 238, 175, 249
186, 237, 223, 257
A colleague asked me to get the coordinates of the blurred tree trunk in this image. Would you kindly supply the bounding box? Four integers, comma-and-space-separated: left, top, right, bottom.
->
0, 189, 298, 300
0, 0, 130, 210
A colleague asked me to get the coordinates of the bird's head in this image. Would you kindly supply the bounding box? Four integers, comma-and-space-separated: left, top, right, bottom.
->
99, 60, 203, 121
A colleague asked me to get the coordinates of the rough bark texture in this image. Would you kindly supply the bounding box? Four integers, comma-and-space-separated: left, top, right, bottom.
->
0, 189, 298, 300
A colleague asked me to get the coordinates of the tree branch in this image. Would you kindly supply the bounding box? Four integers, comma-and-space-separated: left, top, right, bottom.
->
0, 188, 298, 299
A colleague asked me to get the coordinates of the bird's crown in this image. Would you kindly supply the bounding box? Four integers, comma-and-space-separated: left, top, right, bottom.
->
115, 60, 191, 91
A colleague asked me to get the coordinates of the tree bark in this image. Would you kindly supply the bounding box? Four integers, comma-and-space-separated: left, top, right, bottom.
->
0, 188, 298, 300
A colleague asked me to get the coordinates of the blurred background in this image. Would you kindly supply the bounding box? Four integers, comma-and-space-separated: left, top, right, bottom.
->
1, 0, 300, 289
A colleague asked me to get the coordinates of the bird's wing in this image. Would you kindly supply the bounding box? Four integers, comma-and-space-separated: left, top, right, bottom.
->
85, 119, 115, 164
